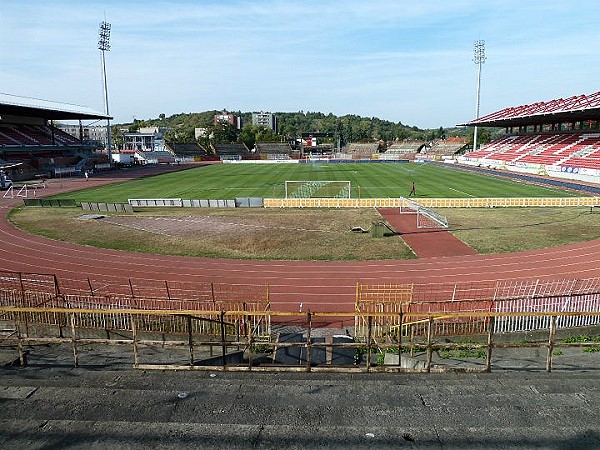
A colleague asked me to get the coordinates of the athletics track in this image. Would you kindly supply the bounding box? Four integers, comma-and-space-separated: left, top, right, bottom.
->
0, 165, 599, 314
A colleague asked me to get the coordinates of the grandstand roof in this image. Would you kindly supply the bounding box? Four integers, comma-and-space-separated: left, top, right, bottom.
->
459, 91, 600, 128
0, 93, 111, 121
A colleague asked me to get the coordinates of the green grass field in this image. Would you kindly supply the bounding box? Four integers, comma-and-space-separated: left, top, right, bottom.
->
52, 162, 581, 203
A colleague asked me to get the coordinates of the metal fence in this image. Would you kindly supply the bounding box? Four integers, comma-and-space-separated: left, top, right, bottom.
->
355, 278, 600, 339
2, 307, 599, 373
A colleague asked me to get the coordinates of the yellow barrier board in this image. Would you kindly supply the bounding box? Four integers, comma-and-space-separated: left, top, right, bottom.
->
264, 197, 599, 208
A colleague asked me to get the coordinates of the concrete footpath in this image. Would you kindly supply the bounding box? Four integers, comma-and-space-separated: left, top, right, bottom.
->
1, 345, 599, 449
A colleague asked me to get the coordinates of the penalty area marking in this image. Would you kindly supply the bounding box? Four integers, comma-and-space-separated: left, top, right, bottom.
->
448, 187, 476, 197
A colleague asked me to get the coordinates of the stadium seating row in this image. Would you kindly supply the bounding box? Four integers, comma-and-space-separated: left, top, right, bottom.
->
463, 132, 600, 170
343, 142, 380, 158
0, 124, 81, 147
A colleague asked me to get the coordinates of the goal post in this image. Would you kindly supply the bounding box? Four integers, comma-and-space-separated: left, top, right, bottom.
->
284, 180, 351, 199
417, 206, 448, 229
399, 196, 448, 229
398, 196, 421, 214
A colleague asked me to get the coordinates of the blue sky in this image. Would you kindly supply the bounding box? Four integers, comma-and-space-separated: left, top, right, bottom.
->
2, 1, 600, 129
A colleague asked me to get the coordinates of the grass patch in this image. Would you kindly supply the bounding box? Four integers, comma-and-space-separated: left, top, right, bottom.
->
9, 206, 600, 260
47, 163, 581, 203
446, 207, 600, 253
561, 335, 600, 353
8, 206, 415, 261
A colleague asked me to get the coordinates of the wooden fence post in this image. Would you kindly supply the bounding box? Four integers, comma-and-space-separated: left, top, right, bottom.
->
306, 311, 312, 372
70, 313, 78, 368
247, 314, 253, 370
220, 310, 227, 367
366, 315, 372, 372
425, 316, 434, 373
187, 315, 194, 366
131, 315, 139, 368
546, 315, 557, 373
398, 311, 403, 368
485, 316, 495, 373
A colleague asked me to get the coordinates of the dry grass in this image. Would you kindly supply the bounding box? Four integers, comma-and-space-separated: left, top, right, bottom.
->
445, 207, 600, 253
9, 206, 600, 260
9, 207, 416, 260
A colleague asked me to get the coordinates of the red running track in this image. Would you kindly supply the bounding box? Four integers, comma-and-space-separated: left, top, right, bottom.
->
1, 168, 599, 313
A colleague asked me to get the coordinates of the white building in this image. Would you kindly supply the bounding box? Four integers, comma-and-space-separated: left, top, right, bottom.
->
57, 124, 107, 146
252, 112, 277, 133
123, 126, 168, 152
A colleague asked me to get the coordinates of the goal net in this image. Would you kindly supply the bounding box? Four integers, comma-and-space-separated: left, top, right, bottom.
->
399, 197, 448, 229
398, 196, 421, 214
285, 180, 351, 199
417, 206, 448, 229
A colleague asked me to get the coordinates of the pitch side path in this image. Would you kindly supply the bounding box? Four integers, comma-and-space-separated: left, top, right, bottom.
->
377, 208, 477, 258
1, 165, 599, 313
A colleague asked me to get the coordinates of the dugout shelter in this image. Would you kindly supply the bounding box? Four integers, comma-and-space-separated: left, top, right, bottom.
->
0, 93, 111, 181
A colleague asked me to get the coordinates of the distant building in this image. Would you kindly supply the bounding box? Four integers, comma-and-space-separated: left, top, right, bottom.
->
194, 127, 209, 139
251, 112, 277, 133
214, 110, 242, 130
123, 126, 168, 152
57, 124, 107, 146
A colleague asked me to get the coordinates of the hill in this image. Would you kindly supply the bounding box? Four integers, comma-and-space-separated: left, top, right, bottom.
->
116, 110, 477, 147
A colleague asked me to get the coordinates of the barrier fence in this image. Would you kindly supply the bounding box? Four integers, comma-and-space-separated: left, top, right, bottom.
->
263, 197, 599, 208
0, 270, 599, 373
2, 306, 599, 373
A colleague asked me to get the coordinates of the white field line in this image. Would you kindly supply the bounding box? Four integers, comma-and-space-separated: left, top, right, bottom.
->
448, 187, 476, 197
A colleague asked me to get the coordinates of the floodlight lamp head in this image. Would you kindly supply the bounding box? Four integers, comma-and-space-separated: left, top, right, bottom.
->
473, 39, 486, 65
98, 21, 111, 51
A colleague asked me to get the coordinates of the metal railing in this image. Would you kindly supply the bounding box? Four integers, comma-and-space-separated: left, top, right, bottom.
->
2, 306, 598, 373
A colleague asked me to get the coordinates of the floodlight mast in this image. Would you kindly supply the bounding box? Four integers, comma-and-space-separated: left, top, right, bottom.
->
472, 39, 486, 152
98, 21, 112, 166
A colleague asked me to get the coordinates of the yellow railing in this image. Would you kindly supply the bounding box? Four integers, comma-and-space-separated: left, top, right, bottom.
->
264, 197, 599, 208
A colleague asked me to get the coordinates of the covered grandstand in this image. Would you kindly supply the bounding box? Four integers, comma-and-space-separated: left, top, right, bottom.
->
0, 93, 111, 180
254, 142, 296, 160
458, 91, 600, 183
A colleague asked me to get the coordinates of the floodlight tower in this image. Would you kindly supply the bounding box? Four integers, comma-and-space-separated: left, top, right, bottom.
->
98, 21, 112, 166
472, 39, 486, 152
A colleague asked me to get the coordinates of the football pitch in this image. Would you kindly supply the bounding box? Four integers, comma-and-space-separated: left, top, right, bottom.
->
54, 162, 582, 203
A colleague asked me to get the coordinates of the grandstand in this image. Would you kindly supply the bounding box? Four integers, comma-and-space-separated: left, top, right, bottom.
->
459, 90, 600, 183
213, 142, 249, 161
165, 142, 215, 161
254, 142, 294, 160
134, 150, 176, 164
423, 137, 468, 156
0, 94, 111, 180
380, 140, 424, 161
341, 142, 380, 159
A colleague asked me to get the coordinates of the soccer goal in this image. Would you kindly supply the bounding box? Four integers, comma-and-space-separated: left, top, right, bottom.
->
416, 206, 448, 229
284, 180, 351, 199
398, 196, 421, 214
399, 196, 448, 229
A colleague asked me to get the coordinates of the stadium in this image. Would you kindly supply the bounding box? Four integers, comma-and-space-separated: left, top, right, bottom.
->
1, 86, 600, 374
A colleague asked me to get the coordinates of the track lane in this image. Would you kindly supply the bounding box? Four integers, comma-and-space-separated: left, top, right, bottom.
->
1, 172, 599, 312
